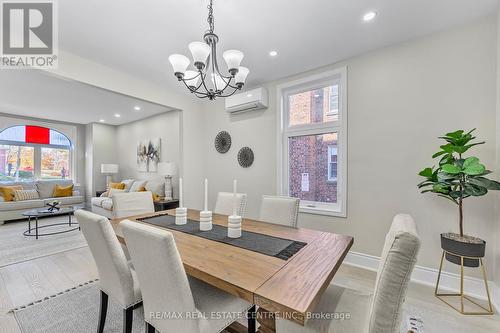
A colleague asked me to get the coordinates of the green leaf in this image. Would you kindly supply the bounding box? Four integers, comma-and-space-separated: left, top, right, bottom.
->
463, 163, 485, 175
469, 177, 500, 190
444, 130, 464, 139
440, 144, 455, 153
432, 151, 447, 159
418, 167, 433, 178
463, 157, 479, 168
433, 184, 450, 194
442, 164, 461, 174
463, 184, 488, 196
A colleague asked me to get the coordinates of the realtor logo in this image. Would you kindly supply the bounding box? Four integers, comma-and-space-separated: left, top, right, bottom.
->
1, 1, 58, 68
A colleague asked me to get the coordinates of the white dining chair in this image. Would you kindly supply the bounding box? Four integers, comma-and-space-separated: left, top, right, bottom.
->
259, 195, 300, 227
121, 219, 256, 333
112, 191, 155, 218
276, 214, 421, 333
214, 191, 247, 217
75, 210, 142, 333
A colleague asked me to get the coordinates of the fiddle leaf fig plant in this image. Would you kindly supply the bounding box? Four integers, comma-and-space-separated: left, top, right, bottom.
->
418, 129, 500, 237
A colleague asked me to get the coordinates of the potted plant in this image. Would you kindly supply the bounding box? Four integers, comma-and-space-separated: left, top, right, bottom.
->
418, 129, 500, 267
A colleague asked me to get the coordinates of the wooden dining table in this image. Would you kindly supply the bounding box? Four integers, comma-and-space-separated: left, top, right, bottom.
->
110, 209, 353, 333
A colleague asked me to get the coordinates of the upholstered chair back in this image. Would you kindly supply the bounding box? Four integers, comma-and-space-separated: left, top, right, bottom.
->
121, 220, 200, 333
369, 214, 421, 333
75, 210, 136, 308
259, 195, 300, 227
214, 192, 247, 217
112, 191, 155, 218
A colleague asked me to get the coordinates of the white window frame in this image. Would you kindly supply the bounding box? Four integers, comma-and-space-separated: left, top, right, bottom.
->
276, 67, 347, 217
326, 85, 339, 116
327, 146, 337, 182
0, 141, 73, 181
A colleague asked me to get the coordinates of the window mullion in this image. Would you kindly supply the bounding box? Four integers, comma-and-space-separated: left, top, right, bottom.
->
34, 146, 41, 179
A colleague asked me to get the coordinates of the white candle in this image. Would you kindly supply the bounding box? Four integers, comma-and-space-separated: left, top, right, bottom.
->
232, 179, 237, 216
179, 177, 183, 208
204, 178, 208, 212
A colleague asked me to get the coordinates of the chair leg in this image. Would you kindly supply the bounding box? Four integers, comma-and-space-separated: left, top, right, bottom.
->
123, 307, 133, 333
97, 291, 108, 333
145, 321, 156, 333
247, 305, 256, 333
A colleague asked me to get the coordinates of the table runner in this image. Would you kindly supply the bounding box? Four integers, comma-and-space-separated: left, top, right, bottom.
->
137, 214, 307, 260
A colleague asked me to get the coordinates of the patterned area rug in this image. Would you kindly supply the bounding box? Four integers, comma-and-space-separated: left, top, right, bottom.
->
0, 216, 87, 267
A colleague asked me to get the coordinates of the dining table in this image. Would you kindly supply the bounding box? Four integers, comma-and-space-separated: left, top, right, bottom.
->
110, 208, 353, 333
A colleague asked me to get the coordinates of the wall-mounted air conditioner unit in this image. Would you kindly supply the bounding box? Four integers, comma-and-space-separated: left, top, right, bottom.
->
225, 87, 268, 114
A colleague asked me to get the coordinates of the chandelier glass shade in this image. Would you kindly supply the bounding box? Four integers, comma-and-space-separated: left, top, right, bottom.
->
168, 0, 249, 100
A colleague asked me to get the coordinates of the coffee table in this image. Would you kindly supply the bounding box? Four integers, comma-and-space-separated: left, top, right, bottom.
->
22, 206, 82, 239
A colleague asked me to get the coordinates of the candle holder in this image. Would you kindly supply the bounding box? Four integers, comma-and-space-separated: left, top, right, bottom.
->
228, 215, 242, 238
199, 210, 213, 231
175, 207, 187, 225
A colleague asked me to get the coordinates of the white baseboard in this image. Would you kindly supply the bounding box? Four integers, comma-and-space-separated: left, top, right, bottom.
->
345, 251, 500, 313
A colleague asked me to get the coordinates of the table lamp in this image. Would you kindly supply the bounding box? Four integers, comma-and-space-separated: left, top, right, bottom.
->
157, 162, 177, 200
101, 164, 119, 190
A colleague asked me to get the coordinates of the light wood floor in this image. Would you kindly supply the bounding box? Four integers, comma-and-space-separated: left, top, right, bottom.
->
1, 246, 499, 332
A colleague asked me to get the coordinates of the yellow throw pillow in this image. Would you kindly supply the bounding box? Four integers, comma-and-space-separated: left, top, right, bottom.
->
109, 182, 126, 190
53, 184, 73, 197
0, 185, 23, 202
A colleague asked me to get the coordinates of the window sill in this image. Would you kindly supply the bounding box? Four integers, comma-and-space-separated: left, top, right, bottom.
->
299, 205, 346, 218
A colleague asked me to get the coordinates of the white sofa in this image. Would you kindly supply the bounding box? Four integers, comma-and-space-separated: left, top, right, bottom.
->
0, 180, 84, 225
91, 179, 165, 219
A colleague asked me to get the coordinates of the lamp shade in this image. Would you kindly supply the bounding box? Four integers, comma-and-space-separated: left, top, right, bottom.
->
211, 74, 227, 91
157, 162, 177, 176
188, 42, 211, 66
222, 50, 244, 72
101, 164, 119, 174
235, 66, 249, 85
168, 54, 190, 75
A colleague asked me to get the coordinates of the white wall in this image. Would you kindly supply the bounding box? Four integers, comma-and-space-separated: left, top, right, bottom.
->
115, 111, 181, 195
203, 16, 498, 276
47, 51, 206, 209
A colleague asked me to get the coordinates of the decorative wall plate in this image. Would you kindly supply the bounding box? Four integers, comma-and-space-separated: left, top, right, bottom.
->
238, 147, 254, 168
215, 131, 231, 153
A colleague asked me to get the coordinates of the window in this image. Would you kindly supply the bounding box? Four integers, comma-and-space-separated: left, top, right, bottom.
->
328, 146, 337, 182
0, 125, 72, 181
278, 68, 347, 216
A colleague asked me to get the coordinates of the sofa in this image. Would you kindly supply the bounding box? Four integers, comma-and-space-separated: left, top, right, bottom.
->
0, 180, 84, 225
91, 178, 165, 219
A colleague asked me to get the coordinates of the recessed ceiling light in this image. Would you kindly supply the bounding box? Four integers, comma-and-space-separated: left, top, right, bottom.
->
99, 119, 105, 122
363, 11, 377, 22
114, 113, 121, 118
134, 106, 141, 111
269, 50, 278, 57
246, 93, 253, 98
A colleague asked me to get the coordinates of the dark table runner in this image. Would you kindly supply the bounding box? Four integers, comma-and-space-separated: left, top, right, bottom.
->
137, 213, 307, 260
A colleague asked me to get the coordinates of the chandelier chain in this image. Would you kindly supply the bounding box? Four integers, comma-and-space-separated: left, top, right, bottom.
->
207, 0, 215, 33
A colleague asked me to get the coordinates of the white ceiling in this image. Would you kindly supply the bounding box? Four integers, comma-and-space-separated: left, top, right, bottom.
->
0, 70, 173, 125
59, 0, 499, 91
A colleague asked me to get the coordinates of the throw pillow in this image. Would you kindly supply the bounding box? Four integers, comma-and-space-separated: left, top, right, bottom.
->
53, 184, 73, 197
121, 179, 135, 191
13, 189, 40, 201
109, 182, 126, 190
129, 180, 147, 192
107, 188, 126, 197
0, 185, 23, 202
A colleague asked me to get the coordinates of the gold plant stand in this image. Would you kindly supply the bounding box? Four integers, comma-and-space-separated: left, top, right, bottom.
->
434, 250, 493, 315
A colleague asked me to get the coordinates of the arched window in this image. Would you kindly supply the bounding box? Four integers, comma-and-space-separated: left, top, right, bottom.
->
0, 125, 72, 181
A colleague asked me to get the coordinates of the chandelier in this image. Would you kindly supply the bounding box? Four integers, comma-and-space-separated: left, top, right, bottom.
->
168, 0, 249, 100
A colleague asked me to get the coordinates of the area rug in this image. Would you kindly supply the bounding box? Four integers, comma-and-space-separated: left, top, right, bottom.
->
12, 282, 238, 333
13, 282, 147, 333
0, 216, 88, 267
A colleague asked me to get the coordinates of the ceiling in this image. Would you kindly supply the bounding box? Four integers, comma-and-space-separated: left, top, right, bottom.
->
59, 0, 499, 91
0, 70, 173, 125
